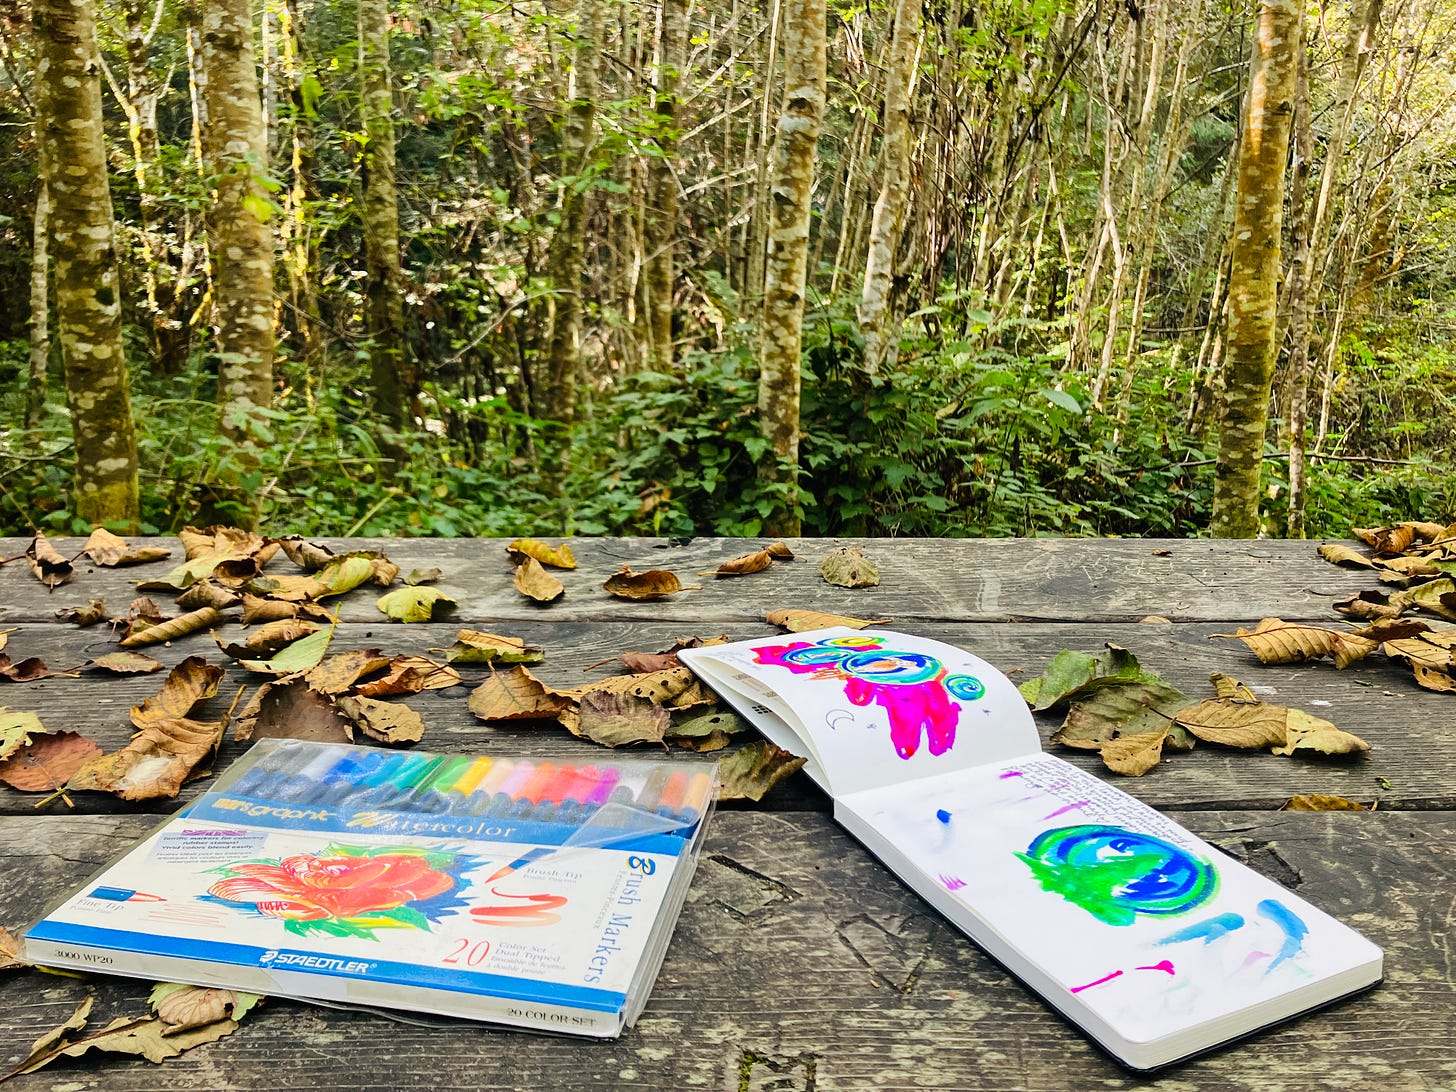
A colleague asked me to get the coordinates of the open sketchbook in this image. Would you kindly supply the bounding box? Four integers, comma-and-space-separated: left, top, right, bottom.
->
679, 628, 1382, 1070
25, 740, 716, 1037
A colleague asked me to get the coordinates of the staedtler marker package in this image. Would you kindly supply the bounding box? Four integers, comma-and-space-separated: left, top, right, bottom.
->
25, 740, 718, 1037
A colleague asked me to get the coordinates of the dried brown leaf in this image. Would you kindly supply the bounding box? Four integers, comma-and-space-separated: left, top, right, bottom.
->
152, 984, 259, 1029
570, 691, 671, 748
1210, 617, 1378, 669
603, 566, 685, 599
1, 707, 43, 762
585, 636, 726, 675
303, 649, 393, 696
1333, 590, 1400, 622
10, 1010, 242, 1075
376, 586, 457, 622
1285, 793, 1368, 811
119, 607, 223, 648
716, 741, 806, 801
818, 546, 880, 588
336, 695, 426, 745
1098, 730, 1168, 777
215, 619, 322, 659
0, 925, 23, 973
55, 597, 108, 626
764, 609, 892, 631
176, 580, 243, 612
507, 538, 577, 569
706, 549, 772, 577
353, 655, 462, 697
1272, 711, 1370, 757
81, 528, 171, 567
277, 535, 336, 571
1317, 543, 1374, 569
0, 731, 103, 791
405, 567, 442, 585
765, 541, 794, 560
0, 654, 72, 682
234, 679, 352, 744
513, 558, 565, 603
90, 651, 166, 674
1354, 524, 1417, 556
467, 666, 571, 721
25, 531, 72, 588
1173, 698, 1288, 750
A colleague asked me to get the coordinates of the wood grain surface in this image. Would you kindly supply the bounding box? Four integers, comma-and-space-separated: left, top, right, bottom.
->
0, 535, 1448, 1090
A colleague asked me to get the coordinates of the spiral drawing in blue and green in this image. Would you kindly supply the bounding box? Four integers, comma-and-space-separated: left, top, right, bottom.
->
1017, 825, 1218, 926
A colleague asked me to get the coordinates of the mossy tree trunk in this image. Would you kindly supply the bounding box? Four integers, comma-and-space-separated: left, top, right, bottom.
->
1210, 0, 1301, 537
196, 0, 276, 447
33, 0, 141, 529
644, 0, 692, 370
756, 0, 826, 536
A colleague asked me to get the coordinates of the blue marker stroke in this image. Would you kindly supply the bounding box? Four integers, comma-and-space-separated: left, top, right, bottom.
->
1257, 898, 1309, 971
1157, 912, 1246, 946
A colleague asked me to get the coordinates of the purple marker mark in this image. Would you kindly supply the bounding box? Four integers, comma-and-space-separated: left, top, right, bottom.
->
999, 770, 1024, 779
940, 874, 967, 891
1040, 800, 1090, 821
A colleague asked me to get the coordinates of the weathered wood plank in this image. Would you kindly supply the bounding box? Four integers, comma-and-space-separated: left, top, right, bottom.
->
0, 619, 1447, 815
1, 537, 1375, 624
0, 811, 1450, 1091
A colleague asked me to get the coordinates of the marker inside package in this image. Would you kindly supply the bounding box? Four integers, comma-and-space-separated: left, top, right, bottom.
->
25, 740, 720, 1037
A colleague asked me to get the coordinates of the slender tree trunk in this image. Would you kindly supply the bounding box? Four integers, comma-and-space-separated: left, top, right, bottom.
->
26, 177, 51, 431
1211, 0, 1301, 537
1286, 0, 1382, 537
757, 0, 826, 536
857, 0, 920, 375
196, 0, 277, 446
644, 0, 692, 369
33, 0, 141, 529
743, 0, 783, 317
541, 0, 603, 427
359, 0, 408, 433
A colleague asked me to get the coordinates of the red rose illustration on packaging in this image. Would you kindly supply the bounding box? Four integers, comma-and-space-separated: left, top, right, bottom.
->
209, 851, 456, 923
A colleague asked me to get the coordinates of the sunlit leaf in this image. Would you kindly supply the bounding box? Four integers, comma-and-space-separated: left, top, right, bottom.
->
705, 548, 773, 577
765, 609, 891, 631
81, 529, 171, 567
507, 538, 577, 569
1098, 730, 1168, 777
235, 624, 336, 675
1, 707, 45, 762
467, 666, 570, 721
377, 586, 458, 622
25, 531, 72, 588
569, 691, 671, 748
1210, 617, 1378, 669
445, 630, 546, 664
336, 695, 425, 744
1285, 793, 1368, 811
118, 607, 223, 648
0, 731, 103, 791
514, 558, 565, 602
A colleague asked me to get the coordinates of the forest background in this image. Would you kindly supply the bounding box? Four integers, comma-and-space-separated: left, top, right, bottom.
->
2, 0, 1454, 542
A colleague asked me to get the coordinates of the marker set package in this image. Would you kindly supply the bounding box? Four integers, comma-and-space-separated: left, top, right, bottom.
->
25, 740, 718, 1037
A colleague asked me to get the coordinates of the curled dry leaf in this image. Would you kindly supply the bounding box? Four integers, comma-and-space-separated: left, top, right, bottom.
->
446, 631, 546, 664
666, 708, 750, 753
585, 636, 725, 675
67, 656, 226, 800
55, 598, 108, 626
119, 606, 223, 649
240, 594, 332, 625
336, 695, 426, 745
405, 567, 442, 586
765, 541, 794, 560
0, 924, 23, 972
765, 608, 892, 632
0, 653, 72, 682
705, 549, 773, 577
277, 535, 336, 571
570, 691, 671, 748
177, 580, 243, 612
1271, 711, 1370, 757
353, 655, 462, 697
90, 651, 166, 674
1354, 524, 1418, 556
560, 665, 710, 708
81, 528, 171, 567
514, 557, 565, 603
377, 586, 458, 623
142, 526, 276, 590
25, 531, 72, 588
603, 566, 685, 600
1333, 590, 1400, 621
508, 538, 577, 569
234, 678, 352, 744
0, 731, 104, 791
1317, 543, 1375, 570
214, 619, 322, 658
818, 546, 880, 588
467, 666, 570, 721
9, 1000, 247, 1076
716, 740, 807, 802
1173, 676, 1370, 759
1098, 730, 1170, 777
151, 983, 261, 1029
1210, 618, 1378, 669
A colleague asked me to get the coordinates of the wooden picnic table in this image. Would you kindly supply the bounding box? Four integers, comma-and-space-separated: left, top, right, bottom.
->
0, 536, 1452, 1091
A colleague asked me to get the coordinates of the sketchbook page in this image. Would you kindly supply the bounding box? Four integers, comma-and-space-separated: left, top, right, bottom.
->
836, 754, 1382, 1067
680, 628, 1039, 797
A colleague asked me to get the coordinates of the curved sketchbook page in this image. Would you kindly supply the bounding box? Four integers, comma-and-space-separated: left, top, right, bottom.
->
680, 628, 1040, 796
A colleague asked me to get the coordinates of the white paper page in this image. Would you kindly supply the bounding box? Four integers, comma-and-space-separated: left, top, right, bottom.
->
838, 754, 1382, 1048
681, 629, 1038, 796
